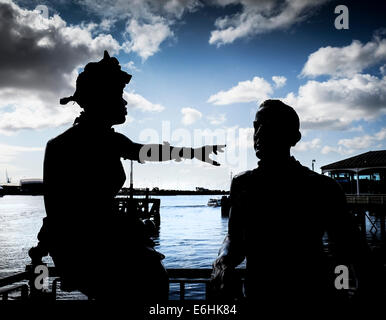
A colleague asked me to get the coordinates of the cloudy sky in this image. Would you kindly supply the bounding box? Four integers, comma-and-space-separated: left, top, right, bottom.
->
0, 0, 385, 190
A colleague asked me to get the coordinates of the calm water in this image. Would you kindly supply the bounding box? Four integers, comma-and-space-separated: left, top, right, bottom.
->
1, 195, 383, 300
0, 195, 230, 299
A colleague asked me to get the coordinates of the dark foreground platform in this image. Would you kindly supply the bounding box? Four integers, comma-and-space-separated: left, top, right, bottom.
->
0, 266, 246, 301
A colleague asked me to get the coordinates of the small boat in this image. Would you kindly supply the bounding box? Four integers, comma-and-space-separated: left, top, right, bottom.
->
207, 198, 221, 207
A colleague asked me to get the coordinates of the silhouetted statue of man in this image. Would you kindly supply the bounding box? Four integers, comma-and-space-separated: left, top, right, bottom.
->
212, 100, 366, 310
30, 51, 224, 301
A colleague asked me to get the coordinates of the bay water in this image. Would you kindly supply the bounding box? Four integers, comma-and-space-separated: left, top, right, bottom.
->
0, 195, 229, 299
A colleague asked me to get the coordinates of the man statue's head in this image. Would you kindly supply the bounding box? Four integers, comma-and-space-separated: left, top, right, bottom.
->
254, 99, 301, 160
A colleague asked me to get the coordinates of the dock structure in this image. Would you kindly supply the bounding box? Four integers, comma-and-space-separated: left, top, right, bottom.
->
322, 151, 386, 238
221, 196, 230, 217
0, 191, 167, 301
115, 188, 161, 227
0, 265, 246, 301
344, 195, 386, 239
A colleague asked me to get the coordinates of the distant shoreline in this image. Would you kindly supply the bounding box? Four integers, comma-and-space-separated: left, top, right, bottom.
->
120, 189, 229, 196
0, 186, 230, 197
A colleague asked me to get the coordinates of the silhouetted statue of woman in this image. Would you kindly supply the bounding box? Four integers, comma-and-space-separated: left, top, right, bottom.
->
31, 51, 224, 301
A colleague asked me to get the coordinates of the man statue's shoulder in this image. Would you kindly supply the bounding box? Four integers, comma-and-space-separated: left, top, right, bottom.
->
231, 169, 257, 189
233, 169, 256, 181
299, 165, 343, 195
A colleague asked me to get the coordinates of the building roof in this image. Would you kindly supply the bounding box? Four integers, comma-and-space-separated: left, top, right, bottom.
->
321, 150, 386, 171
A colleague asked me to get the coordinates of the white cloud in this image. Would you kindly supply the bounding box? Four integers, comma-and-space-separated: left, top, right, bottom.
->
338, 135, 376, 150
320, 145, 352, 156
124, 91, 165, 113
322, 128, 386, 155
123, 19, 173, 61
161, 0, 201, 18
123, 61, 140, 72
0, 142, 43, 164
208, 76, 273, 105
78, 0, 200, 60
78, 0, 200, 20
380, 64, 386, 76
207, 113, 227, 125
0, 2, 120, 92
181, 107, 202, 125
290, 36, 386, 132
349, 125, 364, 133
0, 0, 121, 133
99, 18, 116, 31
209, 0, 328, 46
0, 89, 79, 135
283, 74, 386, 130
293, 138, 321, 152
375, 128, 386, 140
301, 37, 386, 78
272, 76, 287, 88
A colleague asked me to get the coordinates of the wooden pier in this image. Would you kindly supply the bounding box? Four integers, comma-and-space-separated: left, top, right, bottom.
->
220, 195, 230, 217
346, 195, 386, 239
0, 265, 246, 301
115, 188, 161, 227
346, 195, 386, 209
220, 194, 386, 216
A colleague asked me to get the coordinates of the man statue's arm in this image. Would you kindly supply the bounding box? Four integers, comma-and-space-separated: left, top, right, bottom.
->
325, 179, 370, 292
210, 177, 246, 299
215, 210, 246, 270
326, 180, 365, 263
213, 178, 246, 272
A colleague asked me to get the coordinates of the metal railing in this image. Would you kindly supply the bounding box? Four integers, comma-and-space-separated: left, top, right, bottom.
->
0, 266, 246, 301
0, 284, 28, 300
346, 195, 386, 205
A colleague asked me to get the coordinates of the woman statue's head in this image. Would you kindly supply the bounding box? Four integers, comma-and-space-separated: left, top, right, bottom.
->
60, 51, 132, 126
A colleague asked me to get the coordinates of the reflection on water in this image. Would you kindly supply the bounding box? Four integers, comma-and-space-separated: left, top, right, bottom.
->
158, 195, 228, 269
0, 195, 229, 299
1, 195, 384, 300
0, 196, 47, 276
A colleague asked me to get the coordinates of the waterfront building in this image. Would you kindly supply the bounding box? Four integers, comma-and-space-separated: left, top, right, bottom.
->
321, 150, 386, 195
